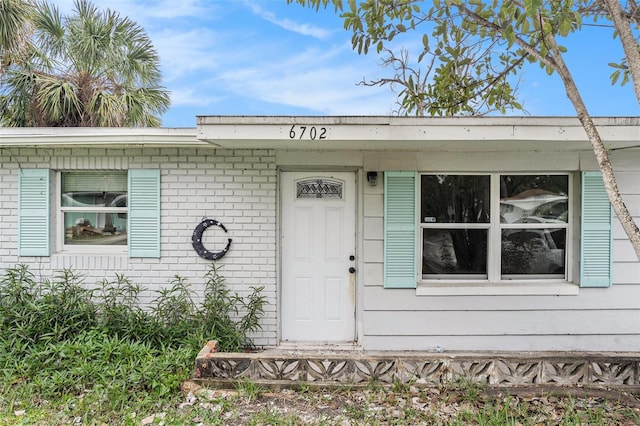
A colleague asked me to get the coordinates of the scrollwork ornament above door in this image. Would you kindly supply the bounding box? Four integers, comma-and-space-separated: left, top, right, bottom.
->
296, 178, 343, 199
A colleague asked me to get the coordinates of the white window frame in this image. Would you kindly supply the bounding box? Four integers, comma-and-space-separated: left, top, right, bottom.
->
56, 171, 128, 254
418, 172, 573, 287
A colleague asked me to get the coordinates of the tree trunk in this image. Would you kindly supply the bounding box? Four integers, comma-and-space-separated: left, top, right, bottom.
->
603, 0, 640, 104
545, 31, 640, 261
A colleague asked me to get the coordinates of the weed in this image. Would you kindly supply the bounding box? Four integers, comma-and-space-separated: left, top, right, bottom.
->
470, 396, 522, 425
198, 263, 266, 352
296, 383, 315, 395
249, 406, 299, 425
366, 378, 385, 393
343, 402, 368, 421
236, 378, 263, 402
95, 274, 150, 341
456, 376, 485, 402
152, 274, 198, 326
391, 377, 410, 393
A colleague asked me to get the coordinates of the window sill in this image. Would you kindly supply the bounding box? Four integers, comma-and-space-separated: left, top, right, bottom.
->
57, 247, 127, 256
416, 281, 579, 296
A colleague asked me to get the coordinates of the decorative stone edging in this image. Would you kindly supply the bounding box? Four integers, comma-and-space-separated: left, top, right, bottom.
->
193, 341, 640, 390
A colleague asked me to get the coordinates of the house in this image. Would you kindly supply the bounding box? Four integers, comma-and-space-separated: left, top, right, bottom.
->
1, 116, 639, 352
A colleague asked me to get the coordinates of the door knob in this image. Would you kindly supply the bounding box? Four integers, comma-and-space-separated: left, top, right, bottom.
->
349, 267, 356, 274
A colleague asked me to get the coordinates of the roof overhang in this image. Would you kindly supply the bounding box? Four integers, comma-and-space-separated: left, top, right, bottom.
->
0, 127, 201, 147
1, 116, 639, 152
196, 116, 640, 152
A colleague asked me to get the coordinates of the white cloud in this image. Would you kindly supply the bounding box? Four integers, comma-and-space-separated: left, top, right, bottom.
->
153, 27, 223, 81
169, 87, 221, 107
244, 1, 333, 39
210, 42, 395, 114
85, 0, 216, 23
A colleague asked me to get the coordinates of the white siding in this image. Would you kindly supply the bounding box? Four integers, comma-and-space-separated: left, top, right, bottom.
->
359, 149, 640, 352
0, 147, 277, 347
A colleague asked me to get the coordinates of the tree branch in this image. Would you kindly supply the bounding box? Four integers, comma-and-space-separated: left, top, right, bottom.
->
452, 3, 557, 71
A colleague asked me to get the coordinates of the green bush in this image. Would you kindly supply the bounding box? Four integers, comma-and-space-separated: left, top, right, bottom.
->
0, 263, 266, 413
196, 263, 266, 352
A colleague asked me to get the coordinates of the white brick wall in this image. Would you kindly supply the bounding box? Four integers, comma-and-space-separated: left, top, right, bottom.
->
0, 147, 277, 347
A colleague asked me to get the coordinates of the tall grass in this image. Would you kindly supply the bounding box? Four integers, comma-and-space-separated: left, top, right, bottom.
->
0, 263, 265, 420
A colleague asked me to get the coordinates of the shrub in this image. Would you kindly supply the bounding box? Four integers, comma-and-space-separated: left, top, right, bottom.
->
196, 263, 266, 352
0, 263, 266, 409
0, 265, 97, 346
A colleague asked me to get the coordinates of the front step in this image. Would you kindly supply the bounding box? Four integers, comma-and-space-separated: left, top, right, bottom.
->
193, 341, 640, 390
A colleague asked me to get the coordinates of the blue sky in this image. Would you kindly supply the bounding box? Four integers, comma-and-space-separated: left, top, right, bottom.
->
59, 0, 639, 127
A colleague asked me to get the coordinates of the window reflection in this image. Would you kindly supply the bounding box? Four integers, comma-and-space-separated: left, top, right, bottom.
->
421, 175, 490, 224
501, 228, 566, 275
420, 173, 570, 280
500, 175, 568, 224
422, 229, 487, 276
61, 172, 128, 246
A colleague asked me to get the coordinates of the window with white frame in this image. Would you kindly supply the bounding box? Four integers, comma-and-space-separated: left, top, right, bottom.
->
420, 173, 570, 281
60, 171, 128, 247
18, 168, 159, 258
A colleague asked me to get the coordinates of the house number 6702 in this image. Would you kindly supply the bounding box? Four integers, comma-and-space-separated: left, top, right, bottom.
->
289, 125, 327, 140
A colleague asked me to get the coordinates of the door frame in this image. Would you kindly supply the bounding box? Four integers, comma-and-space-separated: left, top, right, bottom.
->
277, 168, 361, 345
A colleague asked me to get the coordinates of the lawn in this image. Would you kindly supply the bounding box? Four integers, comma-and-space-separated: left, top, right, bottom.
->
4, 377, 640, 425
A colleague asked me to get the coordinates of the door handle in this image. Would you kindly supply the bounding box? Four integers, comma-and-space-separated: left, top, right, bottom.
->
349, 267, 356, 274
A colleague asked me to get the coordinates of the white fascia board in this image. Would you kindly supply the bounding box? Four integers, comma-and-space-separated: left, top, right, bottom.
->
0, 127, 205, 147
195, 116, 640, 151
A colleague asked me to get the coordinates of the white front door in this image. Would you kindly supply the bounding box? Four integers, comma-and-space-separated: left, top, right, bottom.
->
281, 172, 356, 342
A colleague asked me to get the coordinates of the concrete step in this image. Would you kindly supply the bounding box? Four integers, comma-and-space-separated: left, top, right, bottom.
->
193, 341, 640, 391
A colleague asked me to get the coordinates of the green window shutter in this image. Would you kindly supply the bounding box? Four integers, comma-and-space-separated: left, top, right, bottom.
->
384, 171, 417, 288
18, 169, 50, 256
580, 171, 612, 287
128, 169, 161, 258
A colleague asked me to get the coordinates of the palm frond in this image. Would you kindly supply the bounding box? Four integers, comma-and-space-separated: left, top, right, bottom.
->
2, 0, 171, 127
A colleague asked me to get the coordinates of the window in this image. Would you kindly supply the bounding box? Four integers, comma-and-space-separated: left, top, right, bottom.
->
420, 174, 569, 282
384, 171, 610, 290
60, 171, 128, 247
421, 174, 490, 278
499, 175, 568, 279
18, 168, 160, 258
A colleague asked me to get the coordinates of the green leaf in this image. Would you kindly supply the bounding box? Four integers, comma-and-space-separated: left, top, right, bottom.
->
558, 18, 572, 36
524, 0, 541, 15
503, 25, 515, 46
573, 11, 582, 28
611, 70, 620, 85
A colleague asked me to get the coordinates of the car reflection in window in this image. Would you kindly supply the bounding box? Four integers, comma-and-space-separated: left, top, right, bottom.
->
502, 228, 565, 275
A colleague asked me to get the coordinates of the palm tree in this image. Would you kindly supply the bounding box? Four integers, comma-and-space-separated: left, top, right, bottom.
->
0, 0, 170, 127
0, 0, 35, 76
